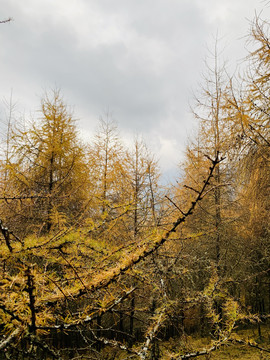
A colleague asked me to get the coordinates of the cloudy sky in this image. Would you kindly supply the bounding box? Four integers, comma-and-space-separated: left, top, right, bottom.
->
0, 0, 269, 181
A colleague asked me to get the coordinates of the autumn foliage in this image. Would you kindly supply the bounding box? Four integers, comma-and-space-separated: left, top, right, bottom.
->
0, 13, 270, 360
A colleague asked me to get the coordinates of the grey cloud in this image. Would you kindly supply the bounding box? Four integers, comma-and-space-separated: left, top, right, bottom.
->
0, 0, 269, 180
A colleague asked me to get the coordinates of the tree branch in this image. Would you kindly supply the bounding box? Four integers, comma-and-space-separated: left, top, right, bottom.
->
171, 337, 228, 359
138, 306, 167, 359
165, 195, 186, 216
230, 338, 270, 354
0, 328, 21, 351
0, 18, 12, 24
24, 266, 36, 334
42, 154, 222, 306
37, 287, 136, 330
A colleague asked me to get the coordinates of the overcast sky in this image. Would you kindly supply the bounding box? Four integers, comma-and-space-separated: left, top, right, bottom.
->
0, 0, 269, 181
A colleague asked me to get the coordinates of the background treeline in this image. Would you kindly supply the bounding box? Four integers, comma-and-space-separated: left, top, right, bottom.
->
0, 13, 269, 360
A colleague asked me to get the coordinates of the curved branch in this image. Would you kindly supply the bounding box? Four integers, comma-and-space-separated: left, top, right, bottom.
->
41, 154, 222, 306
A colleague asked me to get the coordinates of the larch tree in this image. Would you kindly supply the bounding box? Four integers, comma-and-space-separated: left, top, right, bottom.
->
4, 89, 89, 234
125, 137, 161, 241
86, 115, 132, 246
225, 14, 270, 317
181, 41, 237, 271
168, 41, 246, 341
2, 12, 270, 360
88, 115, 126, 214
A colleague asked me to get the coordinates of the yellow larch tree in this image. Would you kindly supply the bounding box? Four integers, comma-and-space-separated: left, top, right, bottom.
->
2, 89, 89, 235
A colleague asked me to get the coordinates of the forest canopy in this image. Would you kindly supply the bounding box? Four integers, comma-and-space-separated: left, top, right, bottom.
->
0, 12, 269, 360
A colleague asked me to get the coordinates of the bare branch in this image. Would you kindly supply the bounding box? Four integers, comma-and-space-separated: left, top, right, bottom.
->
0, 328, 21, 351
0, 18, 13, 24
37, 287, 136, 330
171, 337, 228, 359
165, 195, 186, 216
183, 184, 200, 194
138, 306, 167, 359
230, 338, 270, 354
93, 334, 139, 356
